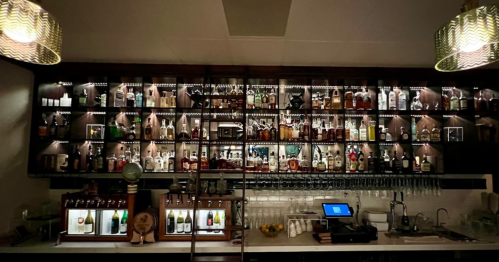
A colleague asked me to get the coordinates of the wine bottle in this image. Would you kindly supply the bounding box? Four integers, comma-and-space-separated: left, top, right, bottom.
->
167, 210, 175, 233
120, 210, 128, 234
111, 210, 120, 234
214, 211, 221, 233
177, 210, 184, 233
185, 210, 192, 234
207, 210, 214, 226
84, 210, 94, 234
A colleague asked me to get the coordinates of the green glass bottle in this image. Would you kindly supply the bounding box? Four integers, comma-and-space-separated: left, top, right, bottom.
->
111, 210, 120, 234
120, 210, 128, 234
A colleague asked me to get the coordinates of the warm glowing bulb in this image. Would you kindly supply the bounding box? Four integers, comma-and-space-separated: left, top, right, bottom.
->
3, 1, 40, 43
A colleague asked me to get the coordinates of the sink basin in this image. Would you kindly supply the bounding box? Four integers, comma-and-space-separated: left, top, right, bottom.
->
385, 232, 437, 238
434, 228, 478, 242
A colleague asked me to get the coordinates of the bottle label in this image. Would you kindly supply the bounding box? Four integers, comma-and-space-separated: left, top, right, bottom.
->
335, 161, 342, 167
145, 129, 152, 135
421, 163, 431, 171
184, 223, 191, 232
39, 126, 47, 136
145, 160, 154, 170
402, 134, 408, 140
460, 100, 467, 109
169, 160, 174, 170
177, 223, 184, 232
50, 126, 56, 136
358, 162, 364, 171
191, 163, 198, 170
290, 161, 297, 169
380, 134, 386, 140
318, 163, 325, 170
120, 223, 127, 233
328, 160, 334, 167
269, 96, 276, 104
247, 96, 254, 105
207, 219, 212, 226
84, 224, 92, 233
183, 162, 190, 170
262, 102, 269, 109
115, 93, 123, 100
403, 160, 409, 168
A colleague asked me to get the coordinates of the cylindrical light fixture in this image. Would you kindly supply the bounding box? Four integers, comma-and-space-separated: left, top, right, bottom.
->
435, 1, 499, 72
0, 0, 62, 65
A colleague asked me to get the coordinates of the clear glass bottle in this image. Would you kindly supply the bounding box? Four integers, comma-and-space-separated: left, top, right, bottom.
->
146, 90, 155, 107
124, 146, 132, 163
132, 147, 140, 164
399, 126, 410, 141
317, 153, 326, 172
212, 86, 220, 108
247, 86, 255, 109
312, 92, 319, 109
254, 87, 262, 109
166, 119, 175, 140
79, 88, 88, 107
160, 91, 169, 108
279, 155, 289, 172
114, 87, 125, 107
388, 87, 397, 110
246, 151, 255, 172
162, 150, 169, 172
312, 154, 318, 172
328, 121, 336, 142
459, 90, 467, 110
431, 124, 441, 142
359, 120, 367, 141
362, 87, 371, 110
261, 88, 269, 109
411, 118, 417, 141
321, 121, 328, 141
344, 118, 351, 141
383, 149, 390, 173
218, 151, 228, 169
299, 155, 309, 172
450, 89, 459, 110
368, 119, 376, 141
398, 88, 406, 110
327, 152, 335, 171
288, 154, 299, 172
168, 150, 175, 172
135, 91, 142, 108
179, 123, 190, 140
378, 87, 387, 110
269, 88, 277, 109
160, 119, 167, 140
323, 91, 331, 109
332, 86, 341, 109
334, 151, 342, 172
154, 151, 163, 172
190, 151, 198, 171
385, 128, 392, 141
351, 121, 359, 141
127, 88, 135, 107
107, 153, 117, 172
412, 91, 423, 110
144, 150, 154, 171
336, 118, 344, 142
421, 124, 431, 141
261, 155, 270, 172
170, 90, 176, 108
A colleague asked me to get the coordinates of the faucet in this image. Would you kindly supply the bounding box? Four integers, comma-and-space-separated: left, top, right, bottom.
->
389, 192, 408, 232
412, 213, 425, 232
436, 208, 450, 228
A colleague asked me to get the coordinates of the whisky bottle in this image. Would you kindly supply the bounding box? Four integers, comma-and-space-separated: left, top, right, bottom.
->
298, 116, 305, 140
177, 211, 184, 233
154, 151, 163, 172
269, 88, 277, 109
311, 118, 318, 140
299, 155, 310, 172
421, 154, 431, 173
168, 150, 175, 172
321, 120, 328, 141
355, 88, 364, 110
162, 150, 169, 171
179, 123, 190, 140
450, 89, 459, 110
191, 119, 200, 140
383, 150, 390, 173
380, 127, 386, 141
160, 119, 167, 140
303, 115, 310, 141
146, 90, 155, 107
167, 210, 175, 233
312, 92, 319, 109
279, 155, 289, 172
262, 155, 270, 172
312, 154, 318, 172
181, 150, 190, 172
39, 114, 48, 139
201, 152, 209, 170
336, 119, 344, 142
127, 88, 135, 107
254, 87, 262, 109
144, 150, 154, 171
367, 152, 376, 173
236, 86, 244, 109
363, 88, 372, 110
431, 124, 440, 142
287, 116, 293, 141
230, 85, 237, 109
132, 147, 141, 164
79, 88, 88, 107
359, 121, 367, 141
212, 86, 220, 108
345, 118, 351, 141
317, 153, 326, 172
114, 87, 125, 107
111, 210, 120, 234
185, 210, 192, 234
145, 118, 153, 140
247, 86, 255, 109
49, 115, 58, 139
94, 147, 104, 172
368, 119, 376, 141
421, 125, 430, 141
166, 119, 175, 140
345, 88, 354, 110
327, 152, 335, 172
170, 90, 176, 108
351, 121, 359, 141
255, 153, 263, 172
399, 126, 410, 141
218, 151, 228, 169
398, 88, 406, 110
324, 91, 331, 109
262, 88, 269, 109
160, 91, 169, 108
490, 94, 499, 111
72, 145, 81, 172
332, 86, 341, 109
391, 151, 399, 173
263, 121, 271, 141
269, 152, 278, 172
210, 153, 218, 170
442, 90, 450, 110
334, 151, 342, 172
270, 119, 277, 140
107, 153, 117, 172
401, 150, 411, 173
190, 151, 198, 171
84, 210, 94, 234
86, 145, 94, 172
289, 154, 299, 172
388, 87, 397, 110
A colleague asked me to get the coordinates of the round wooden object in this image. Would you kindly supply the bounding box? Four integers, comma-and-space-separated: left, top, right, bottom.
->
133, 208, 159, 236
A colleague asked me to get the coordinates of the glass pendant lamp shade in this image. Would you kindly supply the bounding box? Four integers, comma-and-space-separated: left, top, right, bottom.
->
435, 4, 499, 72
0, 0, 62, 65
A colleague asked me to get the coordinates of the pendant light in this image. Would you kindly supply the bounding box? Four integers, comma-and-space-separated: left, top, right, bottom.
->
0, 0, 62, 65
435, 0, 499, 72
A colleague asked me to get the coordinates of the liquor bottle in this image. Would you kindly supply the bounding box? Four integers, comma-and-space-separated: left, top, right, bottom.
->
355, 88, 364, 110
421, 154, 431, 173
368, 119, 375, 141
179, 123, 190, 140
317, 92, 323, 109
107, 152, 117, 172
189, 151, 198, 171
399, 126, 410, 141
254, 87, 262, 109
86, 145, 94, 172
229, 85, 237, 109
132, 147, 141, 164
327, 152, 335, 172
368, 152, 376, 173
93, 147, 104, 172
345, 88, 354, 110
299, 155, 310, 172
114, 87, 125, 107
412, 91, 423, 110
323, 91, 331, 109
267, 88, 276, 109
263, 121, 271, 141
312, 92, 319, 109
431, 124, 441, 142
376, 127, 385, 142
317, 120, 323, 141
261, 155, 270, 172
170, 90, 176, 108
288, 154, 299, 172
185, 210, 192, 234
58, 119, 69, 139
214, 211, 221, 233
181, 150, 190, 172
317, 153, 326, 172
332, 86, 341, 109
39, 114, 48, 139
154, 151, 163, 172
345, 145, 351, 169
378, 87, 387, 110
336, 118, 344, 142
200, 152, 209, 170
111, 210, 120, 234
144, 150, 154, 171
236, 86, 244, 109
398, 88, 406, 110
385, 128, 392, 141
268, 152, 278, 172
207, 210, 214, 226
287, 116, 293, 141
159, 119, 167, 140
333, 151, 342, 172
126, 88, 135, 107
256, 153, 263, 172
235, 153, 243, 169
49, 115, 58, 139
84, 210, 94, 234
450, 89, 459, 110
279, 155, 289, 172
383, 150, 390, 173
349, 146, 357, 172
488, 93, 499, 111
120, 210, 128, 234
442, 90, 450, 111
270, 119, 277, 140
72, 145, 81, 172
218, 151, 228, 169
261, 88, 269, 109
79, 88, 87, 107
401, 150, 411, 173
246, 151, 254, 172
163, 119, 174, 140
351, 121, 359, 141
345, 118, 351, 141
167, 210, 175, 233
421, 125, 430, 141
459, 90, 467, 110
359, 121, 367, 141
257, 120, 264, 141
220, 86, 228, 109
388, 87, 397, 110
357, 149, 365, 172
321, 121, 328, 141
191, 119, 200, 139
165, 150, 173, 172
160, 91, 168, 108
146, 90, 155, 107
176, 210, 184, 233
133, 90, 141, 107
411, 118, 417, 141
311, 118, 318, 140
247, 86, 255, 109
312, 154, 318, 172
210, 153, 218, 169
328, 122, 336, 142
362, 87, 372, 110
391, 151, 399, 173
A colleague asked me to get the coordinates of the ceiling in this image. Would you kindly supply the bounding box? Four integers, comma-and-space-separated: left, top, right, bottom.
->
40, 0, 498, 68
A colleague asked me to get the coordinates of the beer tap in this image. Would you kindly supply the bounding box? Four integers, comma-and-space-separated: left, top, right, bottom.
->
218, 200, 223, 208
107, 195, 115, 208
118, 194, 126, 208
64, 192, 74, 208
96, 194, 103, 208
208, 200, 212, 208
176, 194, 182, 206
166, 194, 171, 206
86, 199, 95, 208
187, 194, 192, 205
75, 198, 81, 208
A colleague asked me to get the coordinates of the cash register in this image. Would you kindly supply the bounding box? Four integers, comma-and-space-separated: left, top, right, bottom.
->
322, 203, 378, 243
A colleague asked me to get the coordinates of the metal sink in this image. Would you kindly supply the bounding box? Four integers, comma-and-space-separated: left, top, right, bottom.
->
434, 228, 478, 242
385, 231, 438, 238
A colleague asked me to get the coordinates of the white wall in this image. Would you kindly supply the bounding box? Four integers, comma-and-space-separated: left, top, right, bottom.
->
0, 59, 50, 235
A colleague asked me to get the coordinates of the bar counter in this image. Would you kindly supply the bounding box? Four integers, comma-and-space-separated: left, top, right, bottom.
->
2, 229, 499, 253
